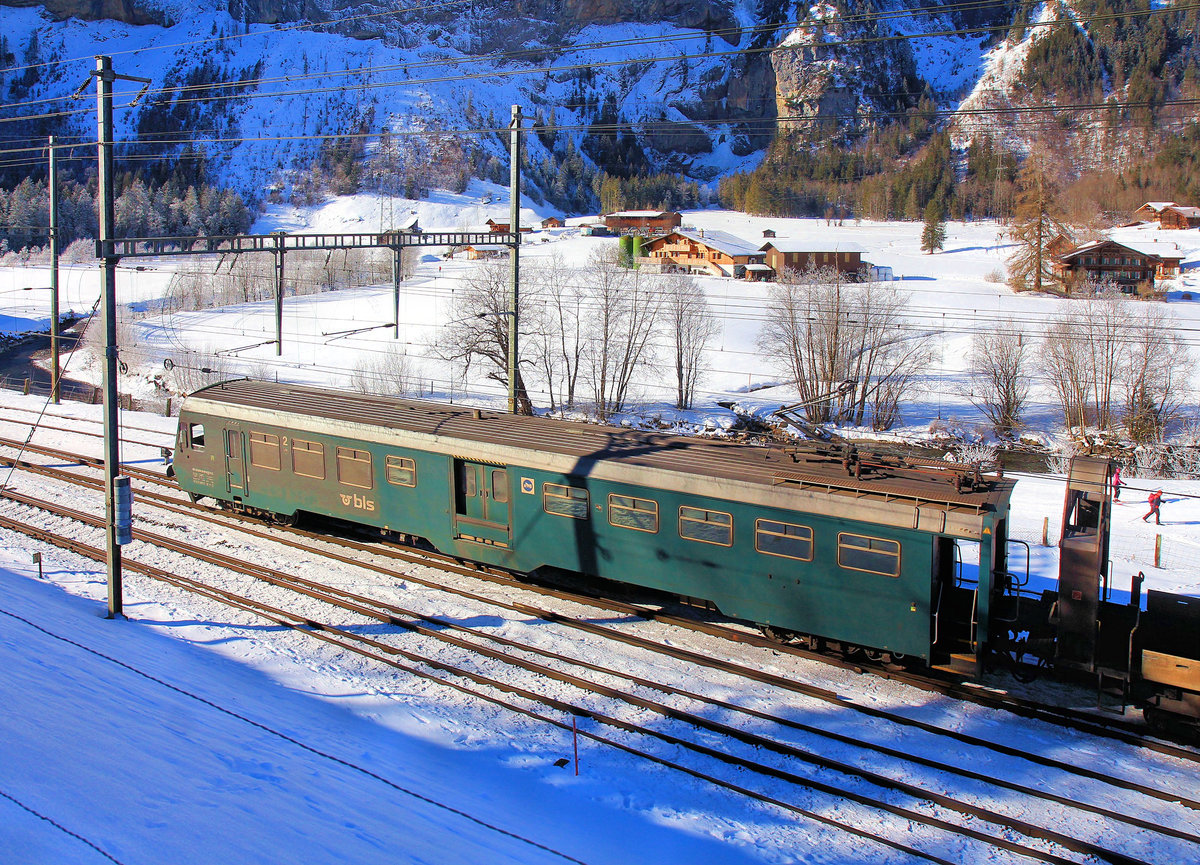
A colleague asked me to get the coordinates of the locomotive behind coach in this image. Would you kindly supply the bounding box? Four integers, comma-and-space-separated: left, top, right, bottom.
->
173, 380, 1200, 730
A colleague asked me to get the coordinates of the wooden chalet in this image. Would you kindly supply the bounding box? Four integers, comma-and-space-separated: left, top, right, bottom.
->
1160, 205, 1200, 230
541, 216, 564, 229
603, 210, 682, 235
464, 244, 509, 260
1132, 201, 1177, 223
1131, 201, 1200, 229
1045, 231, 1076, 259
759, 239, 865, 278
485, 219, 532, 233
1052, 239, 1182, 289
641, 229, 767, 279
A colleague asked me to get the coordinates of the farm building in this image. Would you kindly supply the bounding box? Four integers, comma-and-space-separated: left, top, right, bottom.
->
1130, 201, 1200, 229
1159, 205, 1200, 230
640, 229, 767, 278
759, 240, 865, 278
1052, 239, 1182, 289
485, 219, 532, 233
464, 244, 510, 260
1132, 202, 1178, 223
603, 210, 682, 235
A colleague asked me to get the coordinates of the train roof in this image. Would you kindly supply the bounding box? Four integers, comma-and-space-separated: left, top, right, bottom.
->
182, 380, 1015, 540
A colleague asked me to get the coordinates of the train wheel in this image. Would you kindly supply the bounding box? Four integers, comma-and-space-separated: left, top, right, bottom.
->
1143, 706, 1172, 736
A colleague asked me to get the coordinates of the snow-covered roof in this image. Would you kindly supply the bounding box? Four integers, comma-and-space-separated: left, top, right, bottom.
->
670, 229, 763, 258
606, 210, 677, 218
1060, 238, 1182, 261
745, 263, 774, 272
1164, 205, 1200, 218
760, 239, 865, 254
1137, 201, 1177, 213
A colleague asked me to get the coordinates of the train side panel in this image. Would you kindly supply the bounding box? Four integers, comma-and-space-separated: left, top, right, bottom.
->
176, 406, 956, 661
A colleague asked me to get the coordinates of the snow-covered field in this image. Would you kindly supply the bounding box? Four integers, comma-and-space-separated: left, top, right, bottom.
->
3, 199, 1200, 863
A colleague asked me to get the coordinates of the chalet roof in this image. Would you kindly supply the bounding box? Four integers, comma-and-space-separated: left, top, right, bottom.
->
1058, 238, 1181, 262
1119, 239, 1183, 259
667, 229, 763, 258
1163, 205, 1200, 218
466, 244, 508, 253
605, 210, 678, 219
1137, 201, 1177, 213
745, 263, 774, 272
759, 239, 865, 254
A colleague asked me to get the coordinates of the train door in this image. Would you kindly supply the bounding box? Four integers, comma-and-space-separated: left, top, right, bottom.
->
452, 460, 511, 547
225, 429, 247, 496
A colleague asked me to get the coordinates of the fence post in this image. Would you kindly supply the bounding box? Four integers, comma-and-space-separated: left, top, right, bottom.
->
165, 397, 172, 417
1042, 517, 1049, 547
1155, 534, 1162, 569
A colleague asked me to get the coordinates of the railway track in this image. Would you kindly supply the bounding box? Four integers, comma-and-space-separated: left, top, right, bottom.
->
2, 431, 1200, 859
1, 487, 1196, 865
2, 429, 1198, 768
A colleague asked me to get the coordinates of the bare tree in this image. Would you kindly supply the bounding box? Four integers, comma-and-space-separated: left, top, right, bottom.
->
435, 258, 536, 413
1038, 289, 1123, 433
527, 254, 584, 412
964, 329, 1030, 439
348, 346, 423, 397
759, 268, 935, 430
581, 248, 661, 419
661, 274, 719, 409
1040, 318, 1094, 434
1121, 304, 1190, 443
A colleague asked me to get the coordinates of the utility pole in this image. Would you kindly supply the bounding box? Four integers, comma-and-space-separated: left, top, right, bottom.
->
392, 244, 402, 340
87, 55, 148, 619
273, 233, 285, 355
95, 55, 123, 617
48, 135, 60, 404
507, 104, 521, 415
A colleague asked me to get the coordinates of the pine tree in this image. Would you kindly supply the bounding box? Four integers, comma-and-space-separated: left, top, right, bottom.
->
1007, 152, 1068, 293
920, 200, 946, 254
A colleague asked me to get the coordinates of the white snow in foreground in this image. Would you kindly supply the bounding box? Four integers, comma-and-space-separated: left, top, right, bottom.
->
3, 198, 1200, 862
0, 557, 750, 865
2, 392, 1200, 864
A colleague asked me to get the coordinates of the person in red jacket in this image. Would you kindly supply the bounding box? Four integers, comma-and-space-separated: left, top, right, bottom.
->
1112, 465, 1124, 501
1143, 489, 1163, 524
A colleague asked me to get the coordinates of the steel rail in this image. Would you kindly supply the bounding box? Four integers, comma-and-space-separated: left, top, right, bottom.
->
4, 443, 1200, 804
0, 507, 982, 865
0, 488, 1193, 863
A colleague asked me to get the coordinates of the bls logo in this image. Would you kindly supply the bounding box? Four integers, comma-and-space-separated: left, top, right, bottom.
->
339, 493, 376, 512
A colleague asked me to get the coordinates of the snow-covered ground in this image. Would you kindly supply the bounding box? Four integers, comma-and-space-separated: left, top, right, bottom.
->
3, 199, 1200, 862
5, 190, 1200, 446
2, 389, 1200, 864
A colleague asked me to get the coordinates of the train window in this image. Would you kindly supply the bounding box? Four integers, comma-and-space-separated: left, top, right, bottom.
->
336, 447, 373, 489
838, 533, 900, 577
492, 470, 509, 503
385, 456, 417, 487
292, 439, 325, 480
188, 423, 205, 450
249, 432, 281, 471
679, 506, 732, 546
608, 494, 659, 533
543, 483, 589, 519
755, 519, 813, 561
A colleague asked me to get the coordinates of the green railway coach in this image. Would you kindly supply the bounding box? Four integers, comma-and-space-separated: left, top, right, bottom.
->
174, 380, 1017, 668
